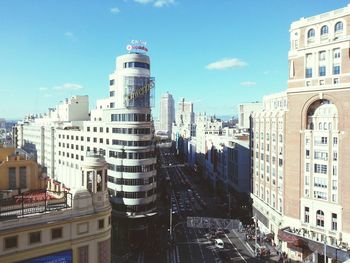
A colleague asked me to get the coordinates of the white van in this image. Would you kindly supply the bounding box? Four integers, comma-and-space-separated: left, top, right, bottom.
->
214, 239, 224, 249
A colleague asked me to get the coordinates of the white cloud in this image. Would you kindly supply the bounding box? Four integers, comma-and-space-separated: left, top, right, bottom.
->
206, 58, 247, 70
133, 0, 153, 4
64, 31, 76, 41
154, 0, 175, 7
110, 7, 120, 14
52, 83, 83, 91
240, 81, 257, 87
39, 87, 48, 91
133, 0, 175, 7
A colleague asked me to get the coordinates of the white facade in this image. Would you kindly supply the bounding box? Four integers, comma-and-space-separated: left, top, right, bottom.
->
159, 92, 175, 136
237, 102, 263, 130
16, 52, 157, 219
250, 92, 287, 236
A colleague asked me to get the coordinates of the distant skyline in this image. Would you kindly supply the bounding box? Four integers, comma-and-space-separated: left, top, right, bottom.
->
0, 0, 349, 119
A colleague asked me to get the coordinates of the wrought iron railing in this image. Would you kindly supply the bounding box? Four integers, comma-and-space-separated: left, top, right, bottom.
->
0, 190, 72, 220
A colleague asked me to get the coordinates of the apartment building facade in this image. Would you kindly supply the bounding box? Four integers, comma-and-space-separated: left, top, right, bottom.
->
251, 5, 350, 262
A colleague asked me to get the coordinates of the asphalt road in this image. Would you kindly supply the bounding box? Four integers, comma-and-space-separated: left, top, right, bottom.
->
155, 146, 264, 263
119, 145, 265, 263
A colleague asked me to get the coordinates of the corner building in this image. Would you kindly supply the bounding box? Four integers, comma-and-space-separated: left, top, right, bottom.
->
16, 51, 157, 251
252, 5, 350, 262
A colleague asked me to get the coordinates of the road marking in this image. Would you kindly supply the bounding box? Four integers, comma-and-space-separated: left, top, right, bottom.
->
225, 233, 248, 263
176, 245, 180, 263
173, 246, 177, 263
232, 229, 254, 256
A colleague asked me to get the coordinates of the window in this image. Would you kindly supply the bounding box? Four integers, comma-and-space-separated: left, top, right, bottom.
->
319, 66, 326, 76
4, 236, 17, 249
305, 68, 312, 78
333, 48, 341, 59
110, 91, 115, 97
335, 21, 343, 32
305, 163, 310, 172
304, 207, 310, 223
332, 213, 338, 231
314, 164, 327, 174
333, 152, 338, 161
332, 180, 337, 190
314, 191, 327, 200
334, 78, 339, 84
333, 165, 337, 176
321, 25, 328, 35
8, 167, 16, 189
29, 231, 41, 244
110, 79, 115, 85
98, 219, 104, 229
306, 149, 310, 159
93, 127, 97, 132
319, 51, 326, 61
307, 28, 315, 38
314, 177, 327, 188
87, 127, 90, 132
124, 61, 150, 69
51, 227, 63, 240
333, 65, 340, 75
333, 137, 338, 145
316, 210, 324, 227
19, 166, 27, 188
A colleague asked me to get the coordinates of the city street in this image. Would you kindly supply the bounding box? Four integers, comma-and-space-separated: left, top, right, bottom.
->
156, 145, 264, 263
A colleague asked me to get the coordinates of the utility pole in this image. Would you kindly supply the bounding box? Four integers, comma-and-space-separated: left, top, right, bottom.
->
169, 207, 173, 241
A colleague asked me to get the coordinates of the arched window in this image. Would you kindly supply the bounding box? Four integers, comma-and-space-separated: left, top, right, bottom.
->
308, 28, 315, 38
335, 21, 343, 32
306, 100, 338, 131
321, 25, 328, 35
316, 210, 325, 227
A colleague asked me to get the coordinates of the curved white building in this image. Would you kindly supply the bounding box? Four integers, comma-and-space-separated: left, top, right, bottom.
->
16, 48, 158, 251
104, 53, 157, 218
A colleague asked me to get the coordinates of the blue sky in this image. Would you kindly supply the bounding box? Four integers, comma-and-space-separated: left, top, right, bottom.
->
0, 0, 349, 119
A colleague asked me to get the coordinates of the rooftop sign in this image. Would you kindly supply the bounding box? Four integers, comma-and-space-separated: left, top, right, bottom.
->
126, 40, 148, 54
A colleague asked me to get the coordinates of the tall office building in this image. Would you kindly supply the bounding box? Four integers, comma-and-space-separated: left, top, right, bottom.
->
159, 92, 175, 136
251, 4, 350, 262
16, 45, 157, 250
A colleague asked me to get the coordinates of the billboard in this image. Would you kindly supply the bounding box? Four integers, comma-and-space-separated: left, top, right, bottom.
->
20, 250, 72, 263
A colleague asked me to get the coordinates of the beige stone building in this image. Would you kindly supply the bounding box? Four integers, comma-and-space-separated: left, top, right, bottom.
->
0, 153, 111, 263
251, 4, 350, 262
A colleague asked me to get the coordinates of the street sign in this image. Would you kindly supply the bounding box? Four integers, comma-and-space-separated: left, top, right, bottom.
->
186, 216, 240, 230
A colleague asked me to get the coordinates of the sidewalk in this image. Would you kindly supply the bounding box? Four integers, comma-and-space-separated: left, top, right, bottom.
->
233, 227, 284, 262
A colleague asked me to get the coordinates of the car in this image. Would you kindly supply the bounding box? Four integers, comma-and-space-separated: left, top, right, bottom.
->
214, 239, 224, 249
